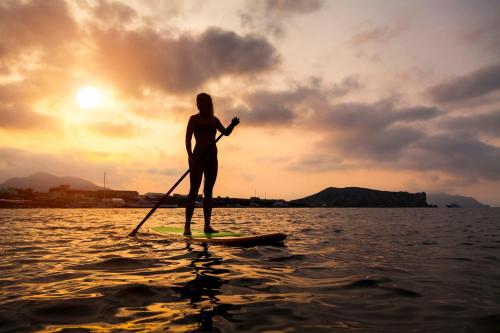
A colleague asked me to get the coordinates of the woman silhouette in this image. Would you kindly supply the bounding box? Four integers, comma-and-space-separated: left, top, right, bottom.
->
184, 93, 239, 236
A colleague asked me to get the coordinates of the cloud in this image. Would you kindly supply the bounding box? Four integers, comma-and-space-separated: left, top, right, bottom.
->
264, 0, 325, 14
0, 104, 57, 130
330, 75, 362, 97
233, 84, 317, 126
0, 0, 78, 69
314, 100, 440, 132
240, 0, 324, 37
303, 100, 434, 163
409, 134, 500, 181
440, 110, 500, 138
280, 96, 489, 182
222, 82, 476, 180
1, 1, 280, 98
287, 96, 499, 183
0, 81, 60, 130
92, 26, 280, 95
427, 63, 500, 103
292, 127, 500, 183
458, 2, 500, 55
86, 121, 144, 138
287, 154, 357, 172
0, 82, 34, 103
221, 76, 362, 127
89, 0, 138, 26
338, 126, 424, 160
0, 78, 69, 132
220, 79, 435, 130
350, 26, 400, 46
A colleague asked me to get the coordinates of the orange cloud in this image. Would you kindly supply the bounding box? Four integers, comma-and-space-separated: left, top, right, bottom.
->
91, 26, 280, 95
0, 104, 57, 130
0, 0, 78, 71
86, 121, 143, 138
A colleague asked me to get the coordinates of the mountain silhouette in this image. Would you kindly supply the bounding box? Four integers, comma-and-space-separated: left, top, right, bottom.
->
290, 187, 429, 207
0, 172, 104, 192
427, 193, 489, 208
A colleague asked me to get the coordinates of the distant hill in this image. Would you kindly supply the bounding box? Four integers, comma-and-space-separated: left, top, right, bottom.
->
0, 172, 103, 192
427, 193, 490, 208
290, 187, 429, 207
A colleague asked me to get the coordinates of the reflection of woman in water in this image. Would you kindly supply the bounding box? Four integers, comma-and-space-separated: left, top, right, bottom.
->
184, 93, 239, 236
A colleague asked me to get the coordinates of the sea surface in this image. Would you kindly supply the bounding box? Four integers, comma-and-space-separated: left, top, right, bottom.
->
1, 208, 500, 333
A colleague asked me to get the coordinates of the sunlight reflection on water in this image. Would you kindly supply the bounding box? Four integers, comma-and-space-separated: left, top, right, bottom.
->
1, 208, 499, 332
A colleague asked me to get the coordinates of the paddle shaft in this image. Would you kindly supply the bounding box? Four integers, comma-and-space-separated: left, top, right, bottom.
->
128, 132, 225, 237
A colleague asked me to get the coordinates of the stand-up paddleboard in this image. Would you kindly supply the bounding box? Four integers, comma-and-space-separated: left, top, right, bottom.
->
150, 226, 287, 246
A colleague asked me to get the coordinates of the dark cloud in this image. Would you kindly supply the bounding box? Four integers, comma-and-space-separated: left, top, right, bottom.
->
409, 134, 500, 181
337, 126, 424, 160
222, 77, 362, 127
219, 79, 436, 129
240, 0, 324, 37
286, 100, 441, 168
287, 98, 499, 182
236, 85, 317, 126
219, 78, 328, 126
427, 63, 500, 103
315, 100, 440, 131
440, 110, 500, 138
93, 27, 280, 95
395, 106, 442, 122
279, 96, 493, 183
292, 129, 500, 183
244, 104, 294, 125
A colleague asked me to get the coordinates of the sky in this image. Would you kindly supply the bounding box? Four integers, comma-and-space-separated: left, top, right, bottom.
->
0, 0, 499, 205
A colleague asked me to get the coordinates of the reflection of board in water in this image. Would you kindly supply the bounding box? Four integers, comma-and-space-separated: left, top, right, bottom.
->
150, 226, 287, 246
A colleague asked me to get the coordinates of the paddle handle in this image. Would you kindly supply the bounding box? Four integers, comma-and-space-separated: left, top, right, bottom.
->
128, 132, 225, 237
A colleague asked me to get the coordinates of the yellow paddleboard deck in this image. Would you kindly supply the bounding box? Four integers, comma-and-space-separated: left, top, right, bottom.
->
150, 226, 287, 246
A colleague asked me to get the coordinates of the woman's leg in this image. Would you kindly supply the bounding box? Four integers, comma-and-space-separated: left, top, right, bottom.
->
185, 162, 203, 235
203, 158, 218, 232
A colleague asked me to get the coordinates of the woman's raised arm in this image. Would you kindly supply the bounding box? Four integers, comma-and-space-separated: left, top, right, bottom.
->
216, 117, 240, 136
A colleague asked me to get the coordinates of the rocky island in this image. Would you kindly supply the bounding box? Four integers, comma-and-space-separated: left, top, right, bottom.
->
290, 187, 430, 207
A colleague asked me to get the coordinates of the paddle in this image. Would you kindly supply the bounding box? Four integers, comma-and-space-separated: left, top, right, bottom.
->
128, 118, 239, 237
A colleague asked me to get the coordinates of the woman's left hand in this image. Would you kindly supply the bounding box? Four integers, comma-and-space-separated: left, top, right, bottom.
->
230, 117, 240, 128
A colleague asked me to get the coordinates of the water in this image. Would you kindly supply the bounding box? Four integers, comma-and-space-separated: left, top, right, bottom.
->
1, 208, 499, 332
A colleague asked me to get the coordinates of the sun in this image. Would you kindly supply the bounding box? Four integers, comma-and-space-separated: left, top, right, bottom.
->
76, 86, 102, 109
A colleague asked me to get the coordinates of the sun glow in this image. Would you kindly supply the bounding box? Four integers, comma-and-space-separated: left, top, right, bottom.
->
76, 86, 102, 109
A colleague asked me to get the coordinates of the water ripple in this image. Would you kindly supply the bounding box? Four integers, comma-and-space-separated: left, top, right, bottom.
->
0, 207, 499, 332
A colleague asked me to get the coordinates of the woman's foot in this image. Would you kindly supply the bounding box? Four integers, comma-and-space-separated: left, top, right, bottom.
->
204, 226, 218, 234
